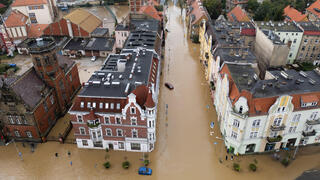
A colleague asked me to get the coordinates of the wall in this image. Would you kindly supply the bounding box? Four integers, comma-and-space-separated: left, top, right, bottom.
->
276, 31, 303, 63
12, 4, 53, 24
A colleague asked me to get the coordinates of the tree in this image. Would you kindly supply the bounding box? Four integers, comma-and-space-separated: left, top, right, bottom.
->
254, 1, 270, 21
203, 0, 222, 20
247, 0, 259, 13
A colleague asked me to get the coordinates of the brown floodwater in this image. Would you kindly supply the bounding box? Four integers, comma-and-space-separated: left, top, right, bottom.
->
0, 4, 320, 180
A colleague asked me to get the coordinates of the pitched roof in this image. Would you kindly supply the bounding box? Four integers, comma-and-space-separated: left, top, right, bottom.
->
27, 24, 49, 38
11, 0, 48, 7
63, 9, 102, 34
147, 0, 159, 6
284, 5, 308, 22
132, 85, 149, 108
139, 5, 162, 21
11, 68, 48, 109
307, 0, 320, 19
301, 95, 319, 103
5, 10, 28, 27
227, 6, 250, 22
189, 0, 209, 25
144, 89, 155, 108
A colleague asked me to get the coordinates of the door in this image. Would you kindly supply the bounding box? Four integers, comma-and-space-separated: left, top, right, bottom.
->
109, 143, 113, 150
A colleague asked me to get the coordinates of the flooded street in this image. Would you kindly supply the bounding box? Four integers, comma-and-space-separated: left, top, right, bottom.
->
0, 4, 320, 180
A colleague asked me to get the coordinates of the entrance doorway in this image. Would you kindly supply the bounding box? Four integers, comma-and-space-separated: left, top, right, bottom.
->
265, 143, 275, 151
286, 138, 297, 147
108, 143, 113, 150
245, 144, 256, 153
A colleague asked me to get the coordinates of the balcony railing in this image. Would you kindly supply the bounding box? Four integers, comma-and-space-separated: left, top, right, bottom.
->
306, 119, 320, 125
267, 135, 282, 143
270, 125, 286, 131
302, 130, 316, 137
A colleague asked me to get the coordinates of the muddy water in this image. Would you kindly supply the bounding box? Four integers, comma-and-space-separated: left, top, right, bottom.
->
0, 4, 320, 180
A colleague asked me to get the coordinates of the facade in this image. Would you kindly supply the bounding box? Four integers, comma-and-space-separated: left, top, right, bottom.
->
227, 6, 250, 22
214, 63, 320, 155
186, 0, 209, 40
284, 5, 308, 22
43, 8, 102, 38
0, 37, 81, 143
255, 21, 303, 64
115, 23, 130, 50
69, 48, 161, 152
296, 22, 320, 65
11, 0, 56, 24
226, 0, 248, 12
129, 0, 146, 13
307, 0, 320, 22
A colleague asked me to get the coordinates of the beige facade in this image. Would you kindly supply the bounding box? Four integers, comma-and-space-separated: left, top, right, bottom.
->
296, 34, 320, 64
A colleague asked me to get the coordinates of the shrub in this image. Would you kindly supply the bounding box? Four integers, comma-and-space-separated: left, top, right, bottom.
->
0, 64, 10, 73
192, 35, 200, 43
144, 159, 149, 166
154, 5, 163, 11
233, 163, 240, 172
103, 161, 111, 169
281, 158, 290, 167
105, 148, 109, 152
122, 161, 130, 169
249, 163, 257, 172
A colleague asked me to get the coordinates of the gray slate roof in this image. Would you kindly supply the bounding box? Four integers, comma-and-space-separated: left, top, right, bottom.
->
84, 37, 115, 51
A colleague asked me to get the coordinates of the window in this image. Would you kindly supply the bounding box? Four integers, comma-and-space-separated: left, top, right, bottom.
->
305, 125, 312, 131
270, 131, 277, 137
104, 116, 110, 124
252, 119, 260, 127
289, 126, 297, 133
117, 129, 123, 136
131, 107, 136, 114
44, 56, 50, 65
118, 142, 124, 149
92, 102, 96, 108
69, 74, 72, 82
110, 103, 114, 109
14, 130, 20, 137
131, 143, 141, 150
80, 102, 84, 108
50, 95, 54, 104
316, 39, 319, 44
79, 127, 86, 135
292, 114, 301, 123
43, 102, 48, 112
293, 39, 297, 43
233, 119, 240, 128
302, 46, 305, 51
21, 116, 27, 125
105, 103, 109, 109
250, 132, 258, 138
231, 131, 237, 139
29, 13, 37, 23
97, 130, 102, 138
239, 106, 243, 114
304, 39, 308, 43
8, 115, 14, 124
116, 117, 121, 124
15, 116, 21, 124
87, 102, 91, 108
99, 102, 103, 109
132, 129, 138, 138
82, 140, 88, 146
131, 118, 137, 125
310, 112, 318, 120
116, 103, 120, 109
26, 131, 32, 138
289, 53, 292, 58
149, 121, 152, 128
106, 128, 112, 136
77, 115, 83, 123
273, 117, 282, 126
59, 80, 64, 90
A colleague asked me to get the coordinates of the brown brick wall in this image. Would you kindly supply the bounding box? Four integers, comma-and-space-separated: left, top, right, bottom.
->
6, 125, 39, 139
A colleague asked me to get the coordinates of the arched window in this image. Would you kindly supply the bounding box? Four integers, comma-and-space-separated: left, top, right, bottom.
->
239, 106, 243, 114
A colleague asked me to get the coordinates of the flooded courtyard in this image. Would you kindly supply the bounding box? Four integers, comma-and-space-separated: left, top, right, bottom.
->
0, 4, 320, 180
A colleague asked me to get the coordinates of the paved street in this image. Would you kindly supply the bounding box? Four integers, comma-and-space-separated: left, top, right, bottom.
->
0, 3, 320, 180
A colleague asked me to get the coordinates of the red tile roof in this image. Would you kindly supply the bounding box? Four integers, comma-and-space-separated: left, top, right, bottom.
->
139, 5, 162, 21
284, 5, 308, 22
147, 0, 159, 6
307, 0, 320, 19
11, 0, 48, 7
27, 24, 48, 38
227, 6, 250, 22
132, 85, 149, 108
5, 10, 28, 27
189, 0, 209, 25
144, 89, 155, 108
301, 95, 319, 103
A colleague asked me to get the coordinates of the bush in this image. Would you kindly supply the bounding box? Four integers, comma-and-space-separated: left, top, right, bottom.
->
192, 35, 200, 43
281, 158, 290, 167
154, 5, 163, 11
0, 64, 10, 74
144, 159, 149, 166
249, 163, 257, 172
233, 163, 240, 172
122, 161, 130, 169
103, 161, 111, 169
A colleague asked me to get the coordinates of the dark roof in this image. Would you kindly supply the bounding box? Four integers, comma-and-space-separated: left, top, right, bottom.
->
227, 64, 257, 92
84, 37, 115, 51
130, 19, 160, 32
64, 38, 89, 50
79, 48, 158, 98
296, 169, 320, 180
214, 47, 257, 65
115, 24, 130, 31
123, 31, 157, 50
256, 21, 303, 32
11, 68, 49, 109
57, 54, 75, 71
298, 22, 320, 32
261, 30, 284, 45
91, 27, 109, 37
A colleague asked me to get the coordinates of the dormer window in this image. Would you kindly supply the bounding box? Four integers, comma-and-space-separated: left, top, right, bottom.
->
131, 107, 136, 114
80, 102, 84, 108
239, 106, 243, 114
301, 95, 318, 108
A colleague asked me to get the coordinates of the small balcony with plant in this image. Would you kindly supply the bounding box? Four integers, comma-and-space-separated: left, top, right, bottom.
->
87, 119, 101, 129
302, 130, 316, 137
306, 119, 320, 126
267, 135, 282, 143
270, 124, 286, 131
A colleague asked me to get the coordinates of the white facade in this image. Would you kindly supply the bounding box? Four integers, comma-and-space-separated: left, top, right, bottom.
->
115, 30, 130, 49
12, 3, 54, 24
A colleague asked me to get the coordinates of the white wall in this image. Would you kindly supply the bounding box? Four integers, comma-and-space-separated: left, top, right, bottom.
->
12, 4, 53, 24
115, 30, 130, 48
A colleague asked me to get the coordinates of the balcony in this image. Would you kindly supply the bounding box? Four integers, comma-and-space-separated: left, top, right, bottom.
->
306, 119, 320, 125
302, 130, 316, 137
270, 125, 286, 131
267, 135, 282, 143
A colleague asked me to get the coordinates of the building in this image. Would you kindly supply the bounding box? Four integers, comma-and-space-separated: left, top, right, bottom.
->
296, 22, 320, 65
226, 0, 248, 12
307, 0, 320, 22
139, 5, 162, 21
115, 23, 130, 50
129, 0, 146, 13
91, 28, 109, 38
43, 8, 102, 38
284, 5, 308, 22
227, 6, 250, 22
11, 0, 56, 24
186, 0, 209, 40
0, 37, 81, 143
214, 63, 320, 155
68, 47, 161, 151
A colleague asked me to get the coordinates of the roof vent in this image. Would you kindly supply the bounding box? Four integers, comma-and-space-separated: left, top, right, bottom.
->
137, 66, 141, 73
313, 68, 320, 76
262, 83, 266, 90
280, 71, 290, 79
253, 74, 258, 80
242, 73, 248, 77
104, 82, 111, 86
125, 83, 130, 94
112, 82, 120, 85
299, 71, 308, 78
295, 79, 304, 84
92, 81, 101, 85
309, 78, 316, 85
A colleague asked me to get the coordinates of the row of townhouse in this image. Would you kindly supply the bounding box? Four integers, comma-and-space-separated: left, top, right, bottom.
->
68, 17, 163, 152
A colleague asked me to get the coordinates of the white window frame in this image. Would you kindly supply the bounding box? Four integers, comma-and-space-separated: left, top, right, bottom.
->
14, 130, 20, 137
131, 107, 136, 114
16, 116, 21, 124
116, 116, 121, 124
117, 129, 123, 136
131, 117, 137, 125
106, 128, 112, 136
87, 102, 91, 108
110, 103, 114, 109
99, 102, 103, 109
116, 103, 121, 110
233, 119, 240, 128
132, 129, 138, 138
92, 102, 96, 108
80, 101, 84, 108
8, 115, 14, 124
118, 142, 124, 149
82, 140, 88, 146
104, 116, 110, 124
79, 127, 86, 135
231, 131, 237, 139
26, 131, 32, 138
273, 117, 282, 126
105, 103, 109, 109
77, 115, 83, 123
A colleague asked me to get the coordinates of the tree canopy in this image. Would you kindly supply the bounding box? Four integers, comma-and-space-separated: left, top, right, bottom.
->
203, 0, 223, 20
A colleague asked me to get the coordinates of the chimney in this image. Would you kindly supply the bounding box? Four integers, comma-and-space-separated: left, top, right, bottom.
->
36, 38, 43, 46
117, 59, 126, 72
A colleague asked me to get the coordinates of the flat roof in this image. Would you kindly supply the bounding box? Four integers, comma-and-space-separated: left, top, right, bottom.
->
123, 31, 157, 50
256, 21, 303, 32
84, 37, 115, 51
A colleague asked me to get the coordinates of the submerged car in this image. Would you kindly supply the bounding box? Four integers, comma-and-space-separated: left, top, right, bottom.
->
138, 167, 152, 175
165, 82, 174, 90
91, 56, 97, 62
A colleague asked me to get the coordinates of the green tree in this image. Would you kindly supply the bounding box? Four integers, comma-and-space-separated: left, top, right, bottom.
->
254, 1, 271, 21
247, 0, 259, 13
203, 0, 222, 20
